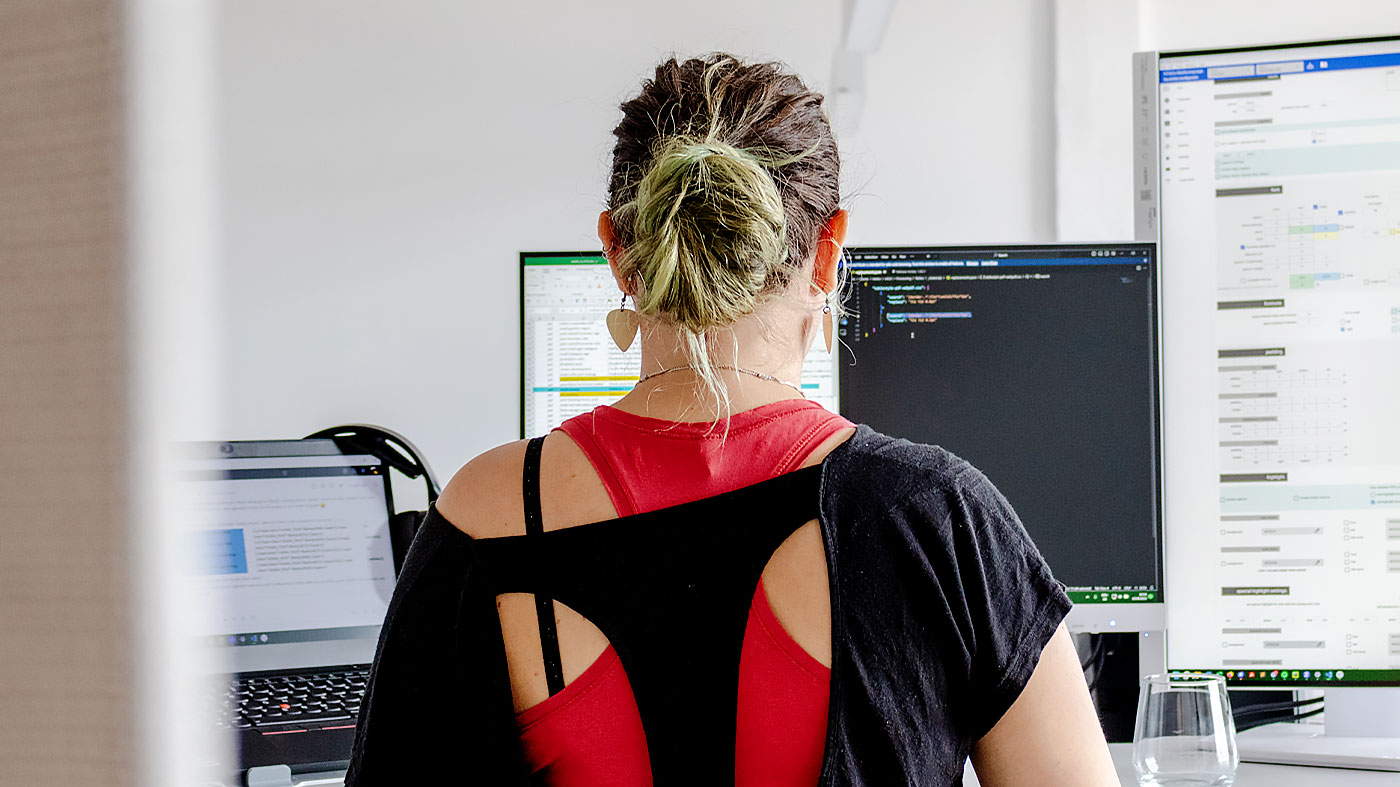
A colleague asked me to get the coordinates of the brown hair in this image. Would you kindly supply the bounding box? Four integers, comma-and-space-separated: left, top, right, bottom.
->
606, 53, 841, 335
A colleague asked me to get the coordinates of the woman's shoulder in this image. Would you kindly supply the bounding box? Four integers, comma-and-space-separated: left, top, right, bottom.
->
823, 424, 1036, 555
435, 431, 616, 540
824, 424, 1044, 582
436, 439, 531, 540
825, 425, 995, 506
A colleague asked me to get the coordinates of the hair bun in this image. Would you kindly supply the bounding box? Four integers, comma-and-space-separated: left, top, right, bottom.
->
616, 135, 787, 334
604, 54, 841, 412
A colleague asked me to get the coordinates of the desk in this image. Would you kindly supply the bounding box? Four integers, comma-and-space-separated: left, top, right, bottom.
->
296, 746, 1395, 787
964, 742, 1400, 786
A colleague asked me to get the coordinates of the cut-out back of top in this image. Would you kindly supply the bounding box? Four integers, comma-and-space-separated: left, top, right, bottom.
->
518, 401, 850, 785
348, 424, 1077, 787
474, 444, 826, 784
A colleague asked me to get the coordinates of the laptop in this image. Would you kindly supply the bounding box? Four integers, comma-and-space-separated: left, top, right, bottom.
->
183, 439, 397, 780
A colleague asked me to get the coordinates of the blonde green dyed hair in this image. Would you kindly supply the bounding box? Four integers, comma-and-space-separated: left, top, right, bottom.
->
615, 137, 793, 330
607, 54, 842, 407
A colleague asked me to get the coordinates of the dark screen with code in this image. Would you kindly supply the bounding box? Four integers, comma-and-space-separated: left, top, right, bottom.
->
839, 245, 1161, 595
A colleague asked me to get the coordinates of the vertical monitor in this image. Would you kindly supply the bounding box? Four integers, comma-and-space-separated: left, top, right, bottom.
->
521, 252, 838, 437
1142, 36, 1400, 689
838, 244, 1164, 633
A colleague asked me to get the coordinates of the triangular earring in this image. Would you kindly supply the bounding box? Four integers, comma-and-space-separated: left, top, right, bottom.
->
606, 294, 640, 352
822, 301, 834, 354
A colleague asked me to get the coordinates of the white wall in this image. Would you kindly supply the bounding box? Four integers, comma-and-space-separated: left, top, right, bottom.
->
845, 0, 1057, 245
216, 1, 835, 479
216, 0, 1059, 479
1055, 0, 1400, 240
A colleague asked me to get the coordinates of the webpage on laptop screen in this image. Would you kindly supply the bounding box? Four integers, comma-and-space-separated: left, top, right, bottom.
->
184, 454, 395, 649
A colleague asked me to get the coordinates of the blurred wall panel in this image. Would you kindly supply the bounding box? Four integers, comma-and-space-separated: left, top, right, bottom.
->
0, 1, 136, 784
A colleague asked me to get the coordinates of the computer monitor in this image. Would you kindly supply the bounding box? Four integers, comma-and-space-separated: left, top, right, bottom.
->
1136, 35, 1400, 769
520, 251, 838, 436
182, 439, 396, 673
837, 243, 1164, 635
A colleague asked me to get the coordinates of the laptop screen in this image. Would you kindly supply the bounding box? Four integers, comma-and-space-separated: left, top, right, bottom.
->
182, 439, 396, 673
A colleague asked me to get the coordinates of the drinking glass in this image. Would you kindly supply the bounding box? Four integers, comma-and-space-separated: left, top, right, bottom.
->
1132, 673, 1239, 787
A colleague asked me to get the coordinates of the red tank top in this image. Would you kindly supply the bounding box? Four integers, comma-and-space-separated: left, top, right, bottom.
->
516, 399, 852, 785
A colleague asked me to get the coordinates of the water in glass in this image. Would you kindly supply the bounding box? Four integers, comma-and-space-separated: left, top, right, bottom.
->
1133, 673, 1238, 787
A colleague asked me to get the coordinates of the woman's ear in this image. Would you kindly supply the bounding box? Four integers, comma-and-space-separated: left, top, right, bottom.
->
598, 211, 629, 292
814, 209, 848, 293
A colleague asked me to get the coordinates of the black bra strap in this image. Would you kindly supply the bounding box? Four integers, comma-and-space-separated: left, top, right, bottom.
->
522, 436, 566, 697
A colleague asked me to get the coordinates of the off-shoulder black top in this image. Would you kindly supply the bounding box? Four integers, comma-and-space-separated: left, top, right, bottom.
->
345, 425, 1070, 786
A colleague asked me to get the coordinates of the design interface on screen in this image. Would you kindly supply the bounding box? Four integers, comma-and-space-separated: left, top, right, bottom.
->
838, 246, 1162, 607
183, 453, 396, 648
522, 253, 838, 437
1159, 40, 1400, 684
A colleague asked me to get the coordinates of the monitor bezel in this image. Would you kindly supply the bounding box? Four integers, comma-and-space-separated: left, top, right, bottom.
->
1159, 33, 1400, 61
1138, 36, 1400, 688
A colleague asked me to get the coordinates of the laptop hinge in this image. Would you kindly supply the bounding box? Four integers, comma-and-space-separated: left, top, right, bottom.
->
245, 764, 293, 787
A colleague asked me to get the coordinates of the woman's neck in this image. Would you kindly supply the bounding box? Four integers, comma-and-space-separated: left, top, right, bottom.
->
611, 309, 819, 422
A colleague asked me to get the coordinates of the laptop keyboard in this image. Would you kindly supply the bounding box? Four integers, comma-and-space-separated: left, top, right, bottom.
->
217, 667, 369, 729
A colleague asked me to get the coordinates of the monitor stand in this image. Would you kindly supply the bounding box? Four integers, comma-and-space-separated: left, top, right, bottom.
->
1237, 687, 1400, 772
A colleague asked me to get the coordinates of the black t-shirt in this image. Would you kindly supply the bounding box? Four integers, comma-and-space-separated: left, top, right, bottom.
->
347, 425, 1071, 786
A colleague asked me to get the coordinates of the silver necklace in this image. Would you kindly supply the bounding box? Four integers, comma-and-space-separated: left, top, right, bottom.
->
637, 364, 806, 398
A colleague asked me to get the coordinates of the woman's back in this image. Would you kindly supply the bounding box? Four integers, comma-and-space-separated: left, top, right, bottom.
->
345, 423, 1101, 786
436, 399, 854, 783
